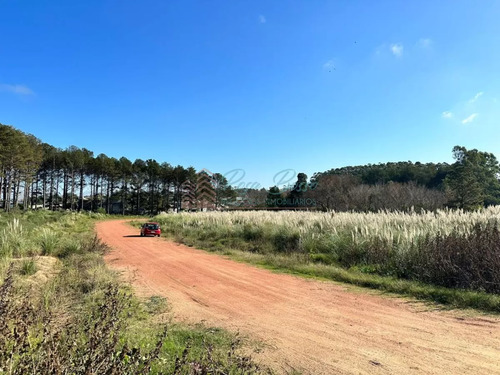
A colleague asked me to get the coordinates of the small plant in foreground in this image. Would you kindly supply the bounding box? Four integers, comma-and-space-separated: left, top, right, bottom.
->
39, 228, 60, 255
83, 234, 110, 254
19, 258, 37, 276
145, 295, 168, 315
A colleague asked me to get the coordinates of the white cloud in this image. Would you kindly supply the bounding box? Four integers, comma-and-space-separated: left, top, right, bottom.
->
462, 113, 478, 124
0, 83, 34, 95
469, 91, 484, 103
390, 43, 403, 57
418, 38, 433, 48
323, 60, 335, 70
258, 15, 266, 23
442, 111, 453, 118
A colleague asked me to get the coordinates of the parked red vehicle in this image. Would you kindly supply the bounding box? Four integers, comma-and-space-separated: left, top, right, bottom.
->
140, 222, 161, 237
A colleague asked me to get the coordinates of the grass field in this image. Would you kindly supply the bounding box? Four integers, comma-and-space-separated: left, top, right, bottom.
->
0, 211, 266, 374
152, 207, 500, 312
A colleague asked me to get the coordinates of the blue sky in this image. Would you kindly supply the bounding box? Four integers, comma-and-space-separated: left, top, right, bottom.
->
1, 1, 499, 188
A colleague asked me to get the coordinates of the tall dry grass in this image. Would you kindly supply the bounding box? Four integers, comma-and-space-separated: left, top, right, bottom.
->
154, 207, 500, 294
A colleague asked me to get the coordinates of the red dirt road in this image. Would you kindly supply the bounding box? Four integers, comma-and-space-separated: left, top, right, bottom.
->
99, 220, 500, 374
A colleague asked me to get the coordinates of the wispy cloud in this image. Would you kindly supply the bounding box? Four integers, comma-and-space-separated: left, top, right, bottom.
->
0, 83, 35, 95
390, 43, 403, 57
442, 111, 453, 118
258, 15, 266, 24
323, 60, 335, 70
376, 39, 431, 59
462, 113, 478, 124
418, 38, 433, 48
469, 91, 484, 103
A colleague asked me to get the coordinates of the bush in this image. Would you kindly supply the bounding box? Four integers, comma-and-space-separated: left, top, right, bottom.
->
39, 229, 60, 255
242, 224, 264, 241
272, 230, 302, 253
409, 221, 500, 293
145, 295, 168, 315
19, 258, 37, 276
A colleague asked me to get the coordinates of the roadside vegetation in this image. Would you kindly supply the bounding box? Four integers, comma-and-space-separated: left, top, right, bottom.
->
152, 208, 500, 312
0, 211, 266, 374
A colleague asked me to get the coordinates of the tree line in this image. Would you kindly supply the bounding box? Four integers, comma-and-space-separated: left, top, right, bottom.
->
2, 122, 499, 213
0, 123, 234, 213
258, 146, 500, 212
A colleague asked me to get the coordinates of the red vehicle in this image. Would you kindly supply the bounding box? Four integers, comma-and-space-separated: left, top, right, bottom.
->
140, 222, 161, 237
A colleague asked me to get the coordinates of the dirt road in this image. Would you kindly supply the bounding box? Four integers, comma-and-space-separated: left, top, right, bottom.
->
98, 220, 500, 374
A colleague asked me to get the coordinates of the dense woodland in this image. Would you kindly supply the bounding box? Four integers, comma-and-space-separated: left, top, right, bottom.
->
240, 152, 500, 212
1, 122, 500, 213
309, 146, 500, 210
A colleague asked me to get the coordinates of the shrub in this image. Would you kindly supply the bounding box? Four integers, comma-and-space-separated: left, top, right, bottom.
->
39, 229, 60, 255
242, 224, 265, 241
145, 295, 168, 315
82, 235, 110, 254
19, 258, 37, 276
272, 230, 302, 253
0, 218, 31, 257
409, 221, 500, 292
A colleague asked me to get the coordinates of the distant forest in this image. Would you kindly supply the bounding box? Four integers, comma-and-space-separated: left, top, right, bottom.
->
260, 146, 500, 212
1, 123, 500, 213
